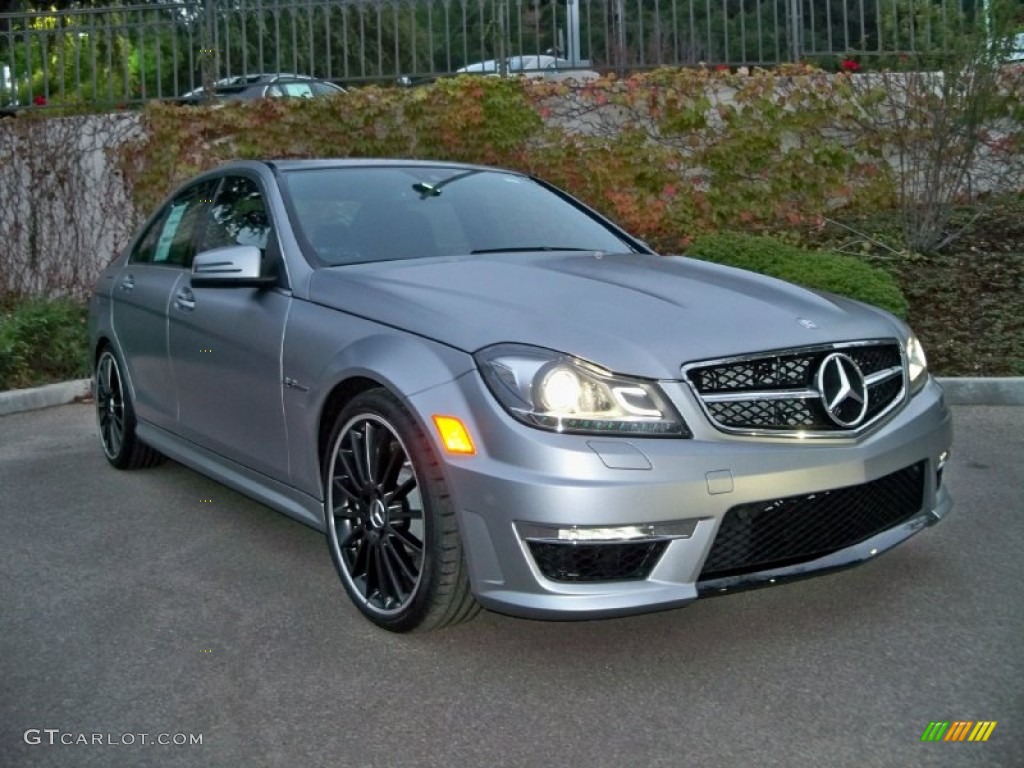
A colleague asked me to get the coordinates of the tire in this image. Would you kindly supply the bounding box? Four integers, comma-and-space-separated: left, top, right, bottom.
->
323, 389, 480, 632
94, 347, 165, 470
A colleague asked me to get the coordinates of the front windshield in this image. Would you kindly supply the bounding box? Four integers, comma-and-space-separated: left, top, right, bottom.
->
280, 166, 634, 266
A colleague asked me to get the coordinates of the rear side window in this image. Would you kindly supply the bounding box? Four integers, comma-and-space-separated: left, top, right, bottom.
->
131, 181, 218, 267
310, 81, 342, 96
279, 82, 314, 98
130, 209, 170, 264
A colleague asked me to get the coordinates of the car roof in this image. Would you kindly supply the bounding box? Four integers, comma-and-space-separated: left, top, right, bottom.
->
168, 160, 525, 198
260, 158, 521, 174
180, 73, 330, 96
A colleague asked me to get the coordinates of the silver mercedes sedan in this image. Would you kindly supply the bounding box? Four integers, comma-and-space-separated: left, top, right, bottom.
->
88, 159, 953, 632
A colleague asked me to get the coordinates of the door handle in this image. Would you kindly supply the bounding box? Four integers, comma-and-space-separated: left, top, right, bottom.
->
174, 288, 195, 311
119, 275, 135, 292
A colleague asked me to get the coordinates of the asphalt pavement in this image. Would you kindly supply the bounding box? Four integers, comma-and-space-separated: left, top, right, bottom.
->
1, 403, 1021, 768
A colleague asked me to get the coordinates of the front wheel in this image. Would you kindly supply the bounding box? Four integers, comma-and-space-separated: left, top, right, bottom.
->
323, 389, 479, 632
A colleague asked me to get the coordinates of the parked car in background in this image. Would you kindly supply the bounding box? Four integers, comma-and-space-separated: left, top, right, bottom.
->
1009, 32, 1024, 62
456, 55, 573, 77
176, 73, 345, 103
88, 159, 952, 633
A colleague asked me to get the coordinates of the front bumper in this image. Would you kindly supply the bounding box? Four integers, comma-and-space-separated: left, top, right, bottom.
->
409, 374, 953, 620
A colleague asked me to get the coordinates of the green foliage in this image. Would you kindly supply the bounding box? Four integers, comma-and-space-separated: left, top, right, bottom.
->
3, 11, 137, 106
686, 232, 910, 317
0, 298, 90, 390
119, 77, 544, 214
119, 69, 901, 253
521, 67, 896, 251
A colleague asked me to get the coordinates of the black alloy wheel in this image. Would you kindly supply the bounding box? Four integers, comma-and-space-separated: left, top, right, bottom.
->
324, 389, 478, 632
94, 347, 164, 469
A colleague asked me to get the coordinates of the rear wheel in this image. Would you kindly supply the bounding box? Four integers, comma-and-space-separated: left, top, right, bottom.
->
323, 389, 479, 632
95, 347, 165, 470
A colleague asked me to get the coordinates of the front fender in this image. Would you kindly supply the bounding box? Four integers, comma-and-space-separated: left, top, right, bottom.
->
282, 300, 475, 497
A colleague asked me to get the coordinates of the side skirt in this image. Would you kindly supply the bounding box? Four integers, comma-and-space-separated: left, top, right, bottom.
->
136, 421, 325, 532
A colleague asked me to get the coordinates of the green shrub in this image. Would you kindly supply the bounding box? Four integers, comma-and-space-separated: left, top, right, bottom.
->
686, 232, 909, 318
0, 298, 90, 391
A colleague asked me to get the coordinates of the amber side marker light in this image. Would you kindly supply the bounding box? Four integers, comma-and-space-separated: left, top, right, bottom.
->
432, 415, 476, 455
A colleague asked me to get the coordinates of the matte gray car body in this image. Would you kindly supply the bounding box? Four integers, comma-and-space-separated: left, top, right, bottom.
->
88, 159, 952, 627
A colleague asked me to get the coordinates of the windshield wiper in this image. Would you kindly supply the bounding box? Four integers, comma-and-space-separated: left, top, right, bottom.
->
470, 246, 597, 254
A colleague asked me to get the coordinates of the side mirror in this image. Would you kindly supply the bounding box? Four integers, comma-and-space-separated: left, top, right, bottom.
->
191, 245, 275, 288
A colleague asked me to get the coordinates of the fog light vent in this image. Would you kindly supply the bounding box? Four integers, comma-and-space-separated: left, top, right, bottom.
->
527, 540, 668, 582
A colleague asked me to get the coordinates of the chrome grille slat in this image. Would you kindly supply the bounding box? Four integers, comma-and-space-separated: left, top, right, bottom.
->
702, 388, 818, 403
683, 340, 907, 437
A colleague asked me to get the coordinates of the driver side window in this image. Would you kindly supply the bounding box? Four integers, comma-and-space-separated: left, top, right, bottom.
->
196, 175, 273, 252
194, 174, 283, 284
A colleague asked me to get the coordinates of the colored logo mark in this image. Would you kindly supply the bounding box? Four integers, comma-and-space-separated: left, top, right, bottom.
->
921, 721, 996, 742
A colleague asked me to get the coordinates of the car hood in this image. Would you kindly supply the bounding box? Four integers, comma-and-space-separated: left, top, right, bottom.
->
307, 252, 902, 379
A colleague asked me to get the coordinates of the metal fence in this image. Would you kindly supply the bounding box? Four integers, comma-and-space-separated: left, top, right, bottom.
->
0, 0, 995, 107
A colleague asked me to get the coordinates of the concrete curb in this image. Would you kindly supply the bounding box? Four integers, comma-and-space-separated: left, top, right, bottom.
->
0, 377, 1021, 418
936, 377, 1024, 406
0, 378, 92, 417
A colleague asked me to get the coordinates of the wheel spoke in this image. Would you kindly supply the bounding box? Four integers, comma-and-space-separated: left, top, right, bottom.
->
380, 443, 405, 494
383, 535, 418, 585
372, 542, 390, 606
331, 476, 360, 506
390, 525, 423, 554
337, 441, 365, 492
389, 475, 418, 503
99, 356, 112, 395
378, 540, 406, 604
108, 422, 122, 455
351, 533, 370, 583
345, 428, 371, 489
363, 422, 379, 484
363, 541, 380, 601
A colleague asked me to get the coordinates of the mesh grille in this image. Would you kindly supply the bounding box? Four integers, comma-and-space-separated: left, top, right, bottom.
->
691, 354, 812, 392
687, 342, 905, 432
527, 540, 668, 582
707, 398, 816, 428
865, 375, 903, 422
699, 462, 926, 580
849, 346, 901, 375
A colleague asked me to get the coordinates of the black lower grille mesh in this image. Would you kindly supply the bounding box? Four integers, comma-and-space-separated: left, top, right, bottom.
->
699, 462, 925, 580
528, 540, 668, 582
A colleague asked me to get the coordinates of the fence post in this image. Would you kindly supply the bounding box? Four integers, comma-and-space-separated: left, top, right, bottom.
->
201, 0, 218, 96
788, 0, 802, 62
615, 0, 626, 74
497, 0, 507, 76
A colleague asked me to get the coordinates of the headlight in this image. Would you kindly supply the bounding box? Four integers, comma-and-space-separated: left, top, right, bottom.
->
907, 332, 928, 394
475, 344, 691, 437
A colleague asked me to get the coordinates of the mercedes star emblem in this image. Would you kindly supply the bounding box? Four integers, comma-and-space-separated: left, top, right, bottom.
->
817, 352, 869, 427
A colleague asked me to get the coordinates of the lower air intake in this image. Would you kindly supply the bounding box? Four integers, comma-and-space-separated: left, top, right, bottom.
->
528, 540, 668, 582
699, 462, 926, 580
